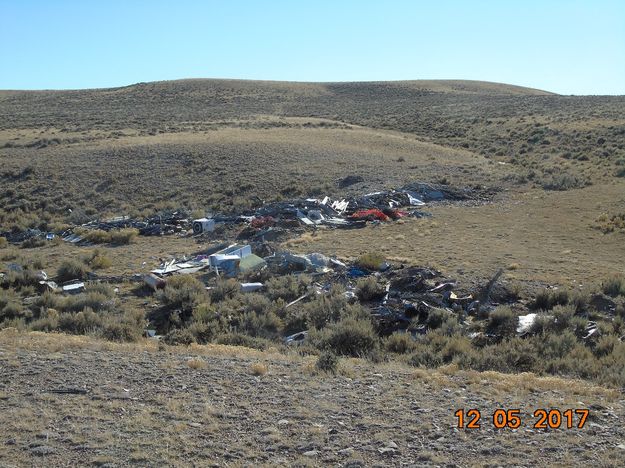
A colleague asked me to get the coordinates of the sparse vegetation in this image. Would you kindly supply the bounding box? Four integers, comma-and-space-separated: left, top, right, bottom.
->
250, 362, 268, 376
602, 274, 625, 297
315, 350, 339, 373
355, 252, 386, 271
56, 259, 88, 283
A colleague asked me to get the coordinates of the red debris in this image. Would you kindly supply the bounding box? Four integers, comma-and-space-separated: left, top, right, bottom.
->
349, 208, 408, 222
349, 209, 390, 222
251, 216, 275, 229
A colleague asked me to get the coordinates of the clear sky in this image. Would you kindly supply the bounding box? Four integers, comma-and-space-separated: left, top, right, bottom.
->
1, 0, 624, 94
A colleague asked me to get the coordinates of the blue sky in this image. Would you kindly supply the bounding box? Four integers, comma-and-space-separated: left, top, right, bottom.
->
1, 0, 624, 94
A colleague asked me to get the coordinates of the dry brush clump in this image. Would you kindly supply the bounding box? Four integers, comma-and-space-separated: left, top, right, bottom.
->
56, 259, 89, 283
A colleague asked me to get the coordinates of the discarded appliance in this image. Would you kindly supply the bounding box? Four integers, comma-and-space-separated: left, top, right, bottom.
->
241, 282, 264, 293
192, 218, 215, 235
209, 244, 251, 267
61, 280, 85, 294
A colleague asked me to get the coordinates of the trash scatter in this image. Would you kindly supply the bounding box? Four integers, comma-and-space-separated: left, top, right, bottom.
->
3, 181, 494, 246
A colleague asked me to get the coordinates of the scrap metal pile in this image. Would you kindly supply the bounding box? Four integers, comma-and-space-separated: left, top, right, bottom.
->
2, 182, 492, 245
144, 238, 521, 340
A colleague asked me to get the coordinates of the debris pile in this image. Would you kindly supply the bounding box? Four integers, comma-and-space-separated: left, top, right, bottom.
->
2, 181, 494, 245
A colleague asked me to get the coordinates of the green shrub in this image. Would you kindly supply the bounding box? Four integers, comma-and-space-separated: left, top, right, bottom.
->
81, 229, 112, 244
163, 327, 195, 346
158, 275, 208, 320
0, 289, 30, 322
99, 308, 144, 342
29, 315, 59, 332
593, 334, 619, 358
61, 291, 114, 313
440, 335, 474, 363
3, 271, 38, 292
85, 249, 112, 270
265, 274, 310, 302
316, 351, 339, 374
57, 307, 102, 334
551, 304, 576, 332
530, 288, 569, 310
20, 237, 45, 249
0, 237, 7, 249
110, 228, 139, 245
84, 282, 116, 297
210, 278, 240, 302
408, 346, 443, 368
602, 275, 625, 297
356, 276, 387, 302
185, 320, 223, 344
486, 306, 518, 336
317, 317, 379, 357
540, 173, 587, 191
302, 286, 348, 329
385, 332, 417, 354
538, 330, 578, 360
56, 259, 88, 283
426, 308, 454, 330
214, 332, 271, 350
240, 310, 283, 339
355, 252, 385, 271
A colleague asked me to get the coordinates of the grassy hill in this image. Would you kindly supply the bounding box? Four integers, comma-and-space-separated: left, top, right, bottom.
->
1, 79, 625, 465
1, 79, 623, 225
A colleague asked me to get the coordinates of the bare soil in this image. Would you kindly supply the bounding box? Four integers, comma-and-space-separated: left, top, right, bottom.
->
1, 331, 624, 467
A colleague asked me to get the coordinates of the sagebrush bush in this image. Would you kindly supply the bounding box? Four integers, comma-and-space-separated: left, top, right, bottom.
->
316, 351, 339, 373
85, 249, 112, 269
602, 275, 625, 297
426, 308, 454, 330
440, 335, 474, 363
62, 291, 110, 313
80, 229, 111, 244
214, 332, 272, 350
210, 278, 240, 302
0, 289, 29, 322
163, 327, 195, 346
265, 274, 310, 302
158, 275, 208, 320
486, 306, 518, 337
531, 288, 569, 310
551, 304, 576, 332
385, 332, 416, 354
240, 310, 283, 339
57, 307, 102, 334
110, 228, 139, 245
356, 276, 387, 302
302, 285, 348, 329
56, 259, 88, 283
355, 252, 385, 271
408, 345, 443, 368
316, 317, 379, 357
20, 236, 45, 249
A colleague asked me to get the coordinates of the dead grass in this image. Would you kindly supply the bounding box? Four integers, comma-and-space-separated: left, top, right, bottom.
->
299, 184, 625, 287
249, 362, 268, 376
186, 358, 206, 369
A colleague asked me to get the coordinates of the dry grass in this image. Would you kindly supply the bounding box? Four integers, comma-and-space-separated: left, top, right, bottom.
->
186, 358, 206, 369
1, 330, 624, 465
249, 362, 268, 376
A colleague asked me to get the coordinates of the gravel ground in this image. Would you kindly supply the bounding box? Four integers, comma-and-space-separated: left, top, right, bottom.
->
1, 331, 624, 467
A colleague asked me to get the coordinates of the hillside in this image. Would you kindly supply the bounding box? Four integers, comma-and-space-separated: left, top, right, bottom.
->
1, 79, 625, 466
1, 79, 623, 222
